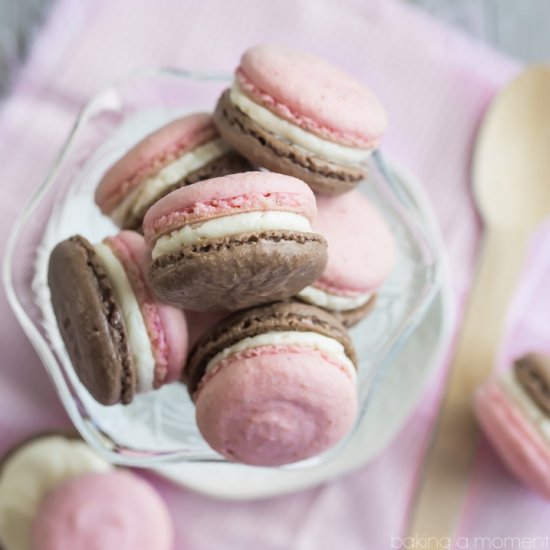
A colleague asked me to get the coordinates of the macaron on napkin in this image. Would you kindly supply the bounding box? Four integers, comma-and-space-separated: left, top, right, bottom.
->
0, 434, 173, 550
468, 226, 550, 503
475, 353, 550, 499
45, 43, 397, 468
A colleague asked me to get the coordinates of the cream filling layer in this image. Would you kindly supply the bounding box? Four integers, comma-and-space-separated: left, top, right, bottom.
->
0, 436, 112, 550
499, 372, 550, 443
95, 243, 155, 393
298, 285, 372, 312
230, 83, 372, 166
111, 138, 231, 225
206, 331, 356, 381
152, 210, 312, 259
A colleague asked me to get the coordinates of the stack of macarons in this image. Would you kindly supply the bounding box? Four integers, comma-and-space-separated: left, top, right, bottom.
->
48, 43, 396, 467
0, 435, 173, 550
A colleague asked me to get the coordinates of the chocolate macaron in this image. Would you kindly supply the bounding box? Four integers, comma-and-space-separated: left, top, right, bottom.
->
48, 231, 188, 405
95, 113, 251, 230
214, 44, 388, 194
143, 172, 328, 311
186, 302, 358, 466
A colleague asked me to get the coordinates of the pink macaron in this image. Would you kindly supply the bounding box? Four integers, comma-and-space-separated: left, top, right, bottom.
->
31, 471, 173, 550
297, 190, 396, 327
214, 44, 388, 194
143, 171, 328, 311
95, 112, 251, 229
48, 230, 188, 405
474, 353, 550, 498
186, 302, 358, 466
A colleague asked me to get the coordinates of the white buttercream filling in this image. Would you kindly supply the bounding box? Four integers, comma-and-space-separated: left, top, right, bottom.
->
111, 138, 231, 226
499, 372, 550, 443
206, 331, 356, 381
152, 210, 312, 259
230, 83, 372, 166
0, 436, 112, 550
298, 285, 372, 312
94, 243, 155, 393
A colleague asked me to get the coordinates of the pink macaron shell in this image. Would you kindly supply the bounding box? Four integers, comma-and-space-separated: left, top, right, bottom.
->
237, 44, 388, 148
31, 471, 173, 550
96, 112, 218, 214
105, 231, 188, 384
313, 191, 396, 295
195, 346, 357, 466
474, 380, 550, 498
143, 171, 317, 243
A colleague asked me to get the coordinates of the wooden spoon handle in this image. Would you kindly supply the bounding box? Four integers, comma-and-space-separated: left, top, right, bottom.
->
407, 227, 530, 541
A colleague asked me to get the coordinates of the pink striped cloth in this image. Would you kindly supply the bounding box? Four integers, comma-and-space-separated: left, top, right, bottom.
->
2, 0, 549, 547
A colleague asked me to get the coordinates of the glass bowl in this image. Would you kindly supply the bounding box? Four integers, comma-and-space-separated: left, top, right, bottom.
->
3, 69, 441, 467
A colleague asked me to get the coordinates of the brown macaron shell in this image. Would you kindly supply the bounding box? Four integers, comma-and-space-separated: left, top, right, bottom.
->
48, 236, 136, 405
150, 230, 327, 312
214, 90, 364, 195
186, 301, 357, 397
514, 353, 550, 415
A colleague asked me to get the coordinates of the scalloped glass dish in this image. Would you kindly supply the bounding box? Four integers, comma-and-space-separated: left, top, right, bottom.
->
3, 69, 441, 468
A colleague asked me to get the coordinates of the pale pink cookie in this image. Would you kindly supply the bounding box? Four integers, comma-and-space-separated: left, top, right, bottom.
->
31, 471, 173, 550
297, 190, 396, 327
474, 353, 550, 498
214, 44, 388, 194
143, 172, 328, 311
95, 112, 251, 229
186, 302, 358, 466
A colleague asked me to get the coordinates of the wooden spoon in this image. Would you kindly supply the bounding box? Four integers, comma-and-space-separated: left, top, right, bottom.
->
407, 65, 550, 540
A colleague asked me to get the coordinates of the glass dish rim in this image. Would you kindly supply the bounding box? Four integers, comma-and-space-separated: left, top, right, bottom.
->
3, 67, 443, 467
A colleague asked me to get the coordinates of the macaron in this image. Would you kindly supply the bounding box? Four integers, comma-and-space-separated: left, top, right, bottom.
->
95, 112, 252, 229
474, 353, 550, 498
31, 471, 173, 550
48, 230, 188, 405
214, 44, 388, 195
297, 190, 396, 327
186, 301, 358, 466
143, 171, 328, 311
0, 435, 112, 550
